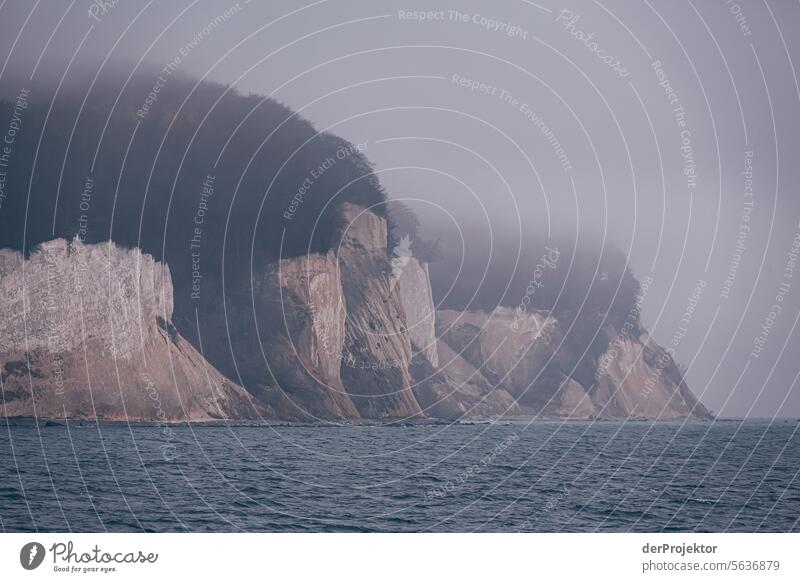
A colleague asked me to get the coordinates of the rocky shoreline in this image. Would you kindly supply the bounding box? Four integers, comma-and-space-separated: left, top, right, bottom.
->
3, 415, 715, 429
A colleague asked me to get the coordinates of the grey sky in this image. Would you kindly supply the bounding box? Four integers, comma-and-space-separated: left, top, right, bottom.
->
1, 0, 799, 417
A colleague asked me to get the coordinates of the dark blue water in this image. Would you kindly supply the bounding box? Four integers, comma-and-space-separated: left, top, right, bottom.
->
1, 420, 798, 532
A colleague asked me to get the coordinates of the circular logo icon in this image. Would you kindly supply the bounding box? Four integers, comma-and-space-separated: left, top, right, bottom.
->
20, 542, 46, 570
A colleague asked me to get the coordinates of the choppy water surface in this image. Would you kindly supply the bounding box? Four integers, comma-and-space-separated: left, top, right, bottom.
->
1, 420, 798, 532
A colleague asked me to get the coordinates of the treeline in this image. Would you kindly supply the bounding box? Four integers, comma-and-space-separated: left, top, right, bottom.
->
0, 66, 641, 333
0, 67, 388, 269
0, 67, 404, 344
386, 200, 441, 264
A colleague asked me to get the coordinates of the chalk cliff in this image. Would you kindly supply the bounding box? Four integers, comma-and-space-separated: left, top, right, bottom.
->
211, 204, 711, 422
393, 257, 520, 418
395, 257, 438, 367
192, 204, 424, 421
337, 204, 422, 419
0, 239, 258, 420
0, 73, 711, 423
206, 250, 360, 421
0, 215, 710, 423
429, 307, 711, 420
593, 331, 709, 419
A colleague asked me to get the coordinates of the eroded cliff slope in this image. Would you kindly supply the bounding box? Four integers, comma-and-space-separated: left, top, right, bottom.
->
338, 204, 422, 419
0, 239, 258, 420
0, 215, 710, 423
193, 204, 424, 421
210, 203, 711, 422
430, 308, 711, 420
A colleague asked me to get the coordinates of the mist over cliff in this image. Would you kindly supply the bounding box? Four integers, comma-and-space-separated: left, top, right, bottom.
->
428, 231, 642, 325
0, 69, 401, 355
0, 68, 709, 422
0, 69, 665, 339
0, 68, 387, 276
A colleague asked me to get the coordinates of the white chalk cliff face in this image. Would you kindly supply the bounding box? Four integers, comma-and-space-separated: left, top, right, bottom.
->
0, 239, 258, 420
426, 308, 711, 420
390, 251, 709, 420
196, 203, 425, 420
395, 257, 438, 368
200, 203, 710, 422
394, 261, 521, 418
190, 248, 360, 421
592, 332, 709, 419
337, 204, 422, 418
248, 250, 360, 420
0, 210, 710, 422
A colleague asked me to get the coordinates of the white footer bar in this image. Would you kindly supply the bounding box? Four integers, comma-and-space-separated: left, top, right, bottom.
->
1, 533, 798, 581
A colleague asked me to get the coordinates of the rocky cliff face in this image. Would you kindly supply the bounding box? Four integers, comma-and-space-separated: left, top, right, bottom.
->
593, 331, 709, 419
395, 258, 438, 367
429, 307, 711, 420
394, 268, 521, 418
192, 249, 359, 421
0, 215, 709, 423
211, 203, 711, 422
337, 204, 422, 419
0, 239, 258, 420
194, 204, 425, 421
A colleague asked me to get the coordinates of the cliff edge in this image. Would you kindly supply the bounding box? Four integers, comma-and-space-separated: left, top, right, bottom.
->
428, 307, 712, 420
0, 239, 258, 421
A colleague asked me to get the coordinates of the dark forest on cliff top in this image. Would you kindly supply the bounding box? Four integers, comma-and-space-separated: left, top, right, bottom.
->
0, 69, 640, 324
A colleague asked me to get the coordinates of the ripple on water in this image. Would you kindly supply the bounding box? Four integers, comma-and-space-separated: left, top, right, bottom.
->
0, 421, 798, 532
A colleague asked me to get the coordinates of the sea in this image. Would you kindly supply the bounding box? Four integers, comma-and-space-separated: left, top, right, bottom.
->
1, 419, 798, 532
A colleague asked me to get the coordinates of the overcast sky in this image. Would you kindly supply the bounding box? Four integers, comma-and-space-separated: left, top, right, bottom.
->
1, 0, 799, 418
